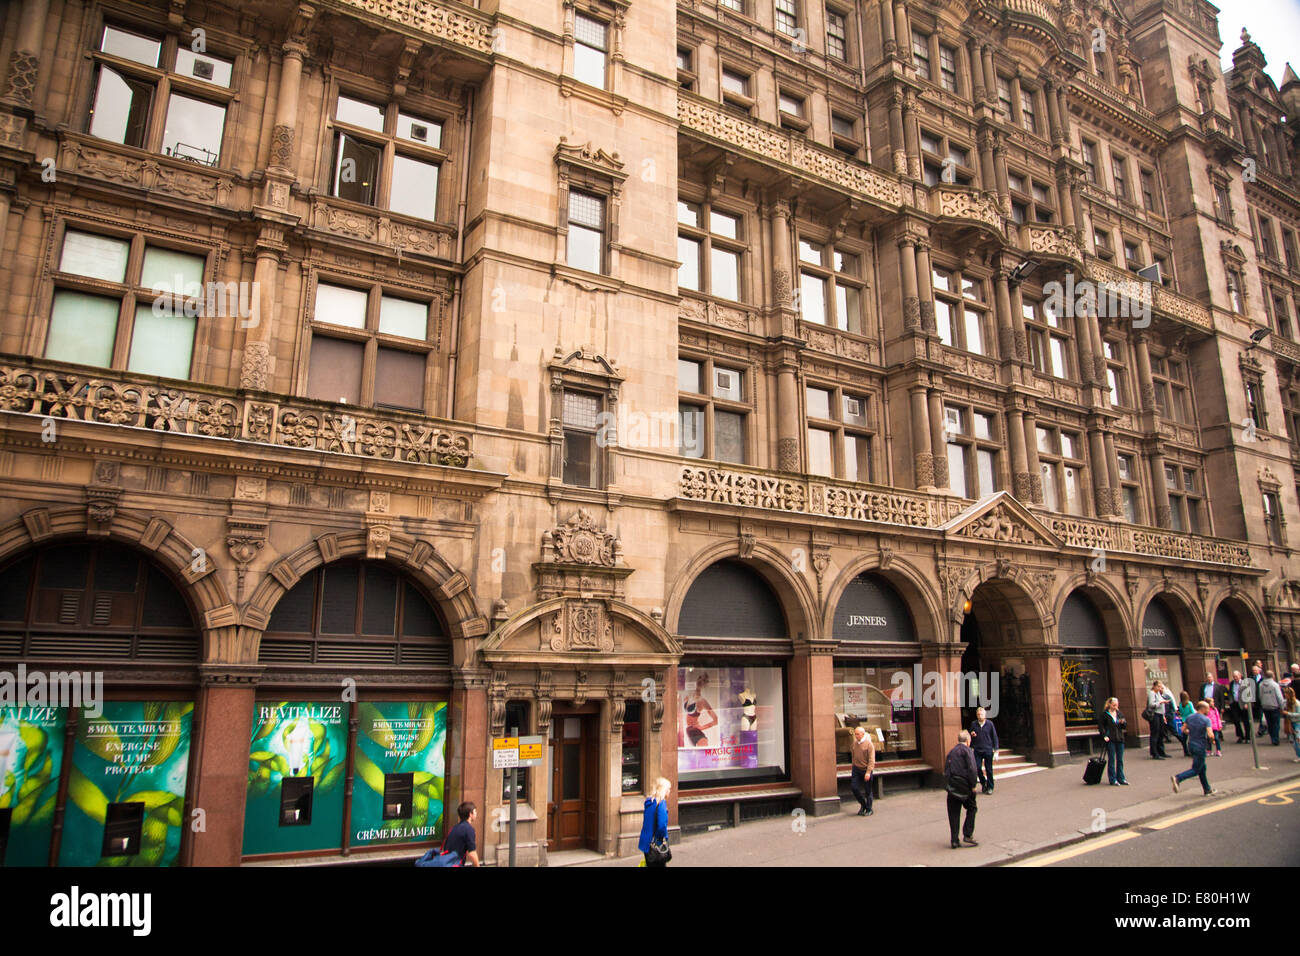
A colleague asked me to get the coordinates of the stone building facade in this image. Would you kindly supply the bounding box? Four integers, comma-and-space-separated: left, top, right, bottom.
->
0, 0, 1295, 866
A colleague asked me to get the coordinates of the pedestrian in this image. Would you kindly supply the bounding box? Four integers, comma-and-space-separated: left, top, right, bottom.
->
1205, 695, 1224, 755
849, 726, 875, 816
1228, 670, 1247, 742
1259, 670, 1286, 746
1285, 683, 1298, 747
969, 705, 999, 794
1200, 671, 1228, 715
1147, 680, 1173, 758
944, 730, 979, 849
1175, 691, 1193, 756
638, 777, 671, 867
442, 801, 481, 866
1098, 697, 1129, 786
1283, 688, 1300, 763
1251, 664, 1266, 736
1171, 701, 1217, 797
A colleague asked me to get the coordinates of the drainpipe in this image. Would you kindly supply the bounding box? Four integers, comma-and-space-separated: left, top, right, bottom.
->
445, 87, 474, 420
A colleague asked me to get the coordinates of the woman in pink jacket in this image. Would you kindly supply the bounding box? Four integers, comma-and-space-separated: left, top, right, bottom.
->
1205, 696, 1224, 756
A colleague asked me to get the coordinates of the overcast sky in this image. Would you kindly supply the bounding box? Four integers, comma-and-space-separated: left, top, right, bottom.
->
1213, 0, 1300, 85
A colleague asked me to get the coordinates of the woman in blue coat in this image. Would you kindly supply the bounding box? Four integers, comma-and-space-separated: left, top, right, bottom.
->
638, 777, 671, 866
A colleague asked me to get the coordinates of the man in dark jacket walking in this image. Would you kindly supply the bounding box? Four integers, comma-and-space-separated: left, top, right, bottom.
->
944, 730, 980, 849
969, 706, 999, 794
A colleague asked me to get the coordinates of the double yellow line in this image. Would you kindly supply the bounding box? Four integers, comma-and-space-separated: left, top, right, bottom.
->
1012, 779, 1300, 867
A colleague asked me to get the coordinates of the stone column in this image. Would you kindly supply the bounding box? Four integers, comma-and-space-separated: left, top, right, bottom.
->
1133, 333, 1156, 415
978, 129, 996, 194
1008, 406, 1031, 499
902, 90, 921, 180
1026, 649, 1069, 767
788, 643, 840, 816
1009, 275, 1028, 364
893, 0, 911, 61
1109, 650, 1149, 748
1148, 444, 1171, 527
777, 361, 800, 471
0, 0, 48, 108
1056, 85, 1072, 142
1088, 424, 1112, 516
915, 239, 935, 333
928, 387, 948, 489
239, 228, 284, 390
448, 674, 489, 857
994, 268, 1015, 363
967, 38, 984, 102
888, 89, 907, 176
1102, 430, 1122, 515
1024, 406, 1043, 502
981, 45, 996, 107
1074, 305, 1097, 387
880, 0, 896, 55
1087, 310, 1107, 386
269, 42, 306, 174
899, 235, 921, 332
1058, 169, 1076, 229
911, 385, 934, 489
1045, 78, 1062, 144
188, 667, 260, 866
993, 132, 1010, 217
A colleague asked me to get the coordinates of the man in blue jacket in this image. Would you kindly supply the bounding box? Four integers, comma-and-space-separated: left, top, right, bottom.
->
969, 706, 999, 794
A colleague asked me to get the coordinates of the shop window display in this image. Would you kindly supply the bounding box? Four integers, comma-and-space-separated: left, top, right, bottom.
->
677, 665, 785, 786
832, 663, 920, 762
1060, 654, 1107, 725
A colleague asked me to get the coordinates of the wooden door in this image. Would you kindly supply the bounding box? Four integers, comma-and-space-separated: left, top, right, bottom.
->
548, 714, 599, 852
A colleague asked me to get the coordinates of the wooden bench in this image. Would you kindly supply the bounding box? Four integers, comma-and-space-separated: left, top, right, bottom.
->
837, 760, 930, 798
1066, 726, 1102, 756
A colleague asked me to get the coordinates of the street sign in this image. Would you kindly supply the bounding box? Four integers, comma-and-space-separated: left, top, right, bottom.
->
1239, 680, 1255, 704
492, 736, 519, 769
517, 735, 543, 767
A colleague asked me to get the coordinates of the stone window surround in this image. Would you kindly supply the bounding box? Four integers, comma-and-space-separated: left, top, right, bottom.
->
677, 350, 755, 465
560, 0, 628, 108
802, 376, 876, 483
553, 140, 627, 281
546, 349, 623, 492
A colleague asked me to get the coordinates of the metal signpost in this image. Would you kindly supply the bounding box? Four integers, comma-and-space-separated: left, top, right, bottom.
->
492, 732, 543, 867
1238, 678, 1265, 771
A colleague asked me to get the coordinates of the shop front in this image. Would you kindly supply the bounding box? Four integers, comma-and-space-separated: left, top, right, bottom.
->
830, 573, 922, 769
0, 541, 201, 867
1141, 597, 1185, 701
1059, 592, 1110, 745
1211, 603, 1250, 685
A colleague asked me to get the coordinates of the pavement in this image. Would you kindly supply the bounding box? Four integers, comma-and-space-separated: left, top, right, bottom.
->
583, 737, 1300, 866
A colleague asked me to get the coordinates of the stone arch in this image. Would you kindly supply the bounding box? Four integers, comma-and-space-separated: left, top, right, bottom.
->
1205, 589, 1269, 655
664, 540, 820, 642
1052, 574, 1134, 650
481, 596, 680, 662
1135, 585, 1206, 649
0, 506, 235, 659
248, 530, 487, 668
962, 572, 1050, 647
820, 553, 945, 644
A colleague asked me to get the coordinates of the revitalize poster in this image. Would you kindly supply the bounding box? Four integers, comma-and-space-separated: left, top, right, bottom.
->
0, 706, 67, 866
350, 702, 446, 846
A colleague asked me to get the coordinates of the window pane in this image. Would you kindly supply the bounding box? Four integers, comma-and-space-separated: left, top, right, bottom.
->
315, 283, 368, 329
89, 66, 153, 148
1037, 427, 1054, 454
963, 309, 984, 354
808, 428, 834, 477
721, 70, 749, 96
337, 95, 386, 132
60, 231, 129, 282
1041, 463, 1059, 509
714, 411, 745, 463
1060, 433, 1078, 459
141, 247, 205, 294
101, 26, 160, 66
711, 247, 739, 300
935, 300, 953, 345
389, 155, 439, 220
374, 348, 426, 410
710, 211, 740, 239
798, 240, 824, 266
806, 387, 832, 420
677, 201, 700, 227
679, 405, 704, 457
563, 392, 600, 428
128, 303, 195, 379
836, 283, 861, 333
379, 296, 427, 339
974, 412, 993, 440
678, 236, 701, 291
977, 449, 996, 496
162, 94, 226, 165
713, 367, 743, 401
948, 443, 968, 497
1123, 487, 1139, 523
1169, 499, 1184, 532
931, 269, 951, 292
944, 406, 964, 435
396, 112, 442, 148
800, 273, 826, 324
574, 13, 608, 48
306, 337, 364, 405
568, 224, 603, 273
845, 434, 871, 482
678, 359, 702, 393
1050, 337, 1068, 377
842, 394, 867, 426
46, 292, 119, 367
332, 133, 381, 205
573, 43, 606, 87
1064, 467, 1081, 514
174, 49, 233, 87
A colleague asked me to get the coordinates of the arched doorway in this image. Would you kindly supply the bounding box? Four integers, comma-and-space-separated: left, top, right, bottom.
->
1059, 591, 1109, 731
829, 572, 922, 765
1141, 597, 1186, 700
242, 559, 452, 861
676, 560, 789, 792
0, 541, 200, 867
960, 580, 1042, 751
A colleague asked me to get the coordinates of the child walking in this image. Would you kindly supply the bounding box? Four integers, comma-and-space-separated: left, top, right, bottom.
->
1205, 697, 1224, 756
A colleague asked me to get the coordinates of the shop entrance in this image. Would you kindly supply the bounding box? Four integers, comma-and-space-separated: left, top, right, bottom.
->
961, 583, 1035, 751
547, 711, 599, 852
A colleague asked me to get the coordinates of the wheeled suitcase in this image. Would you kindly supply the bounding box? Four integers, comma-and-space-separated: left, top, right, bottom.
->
1083, 755, 1106, 785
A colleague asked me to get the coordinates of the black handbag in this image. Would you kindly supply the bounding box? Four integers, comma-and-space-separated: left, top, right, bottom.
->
646, 836, 672, 864
945, 772, 973, 799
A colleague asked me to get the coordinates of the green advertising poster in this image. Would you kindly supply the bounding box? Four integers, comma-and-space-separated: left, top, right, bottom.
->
57, 701, 193, 867
1, 706, 67, 866
242, 702, 348, 856
351, 702, 446, 846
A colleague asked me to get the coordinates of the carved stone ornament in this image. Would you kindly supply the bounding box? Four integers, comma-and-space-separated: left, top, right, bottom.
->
86, 486, 122, 525
544, 508, 621, 566
961, 505, 1035, 544
549, 602, 615, 653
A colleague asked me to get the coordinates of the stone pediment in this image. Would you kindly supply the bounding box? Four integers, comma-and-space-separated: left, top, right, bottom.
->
941, 492, 1063, 549
479, 597, 681, 666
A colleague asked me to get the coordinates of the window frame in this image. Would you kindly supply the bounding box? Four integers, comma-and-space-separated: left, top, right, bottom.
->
571, 11, 610, 90
1022, 295, 1074, 380
825, 6, 850, 62
932, 265, 990, 356
678, 199, 747, 302
1165, 463, 1205, 534
944, 403, 1002, 499
1150, 355, 1195, 425
1036, 424, 1086, 515
805, 382, 876, 482
796, 236, 867, 334
677, 354, 752, 465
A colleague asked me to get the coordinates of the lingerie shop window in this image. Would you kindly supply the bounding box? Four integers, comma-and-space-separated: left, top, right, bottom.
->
677, 665, 786, 787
